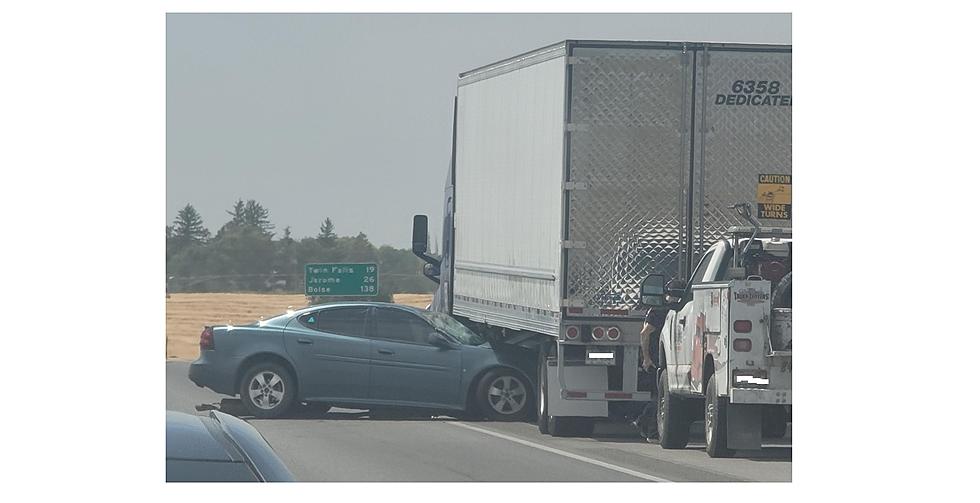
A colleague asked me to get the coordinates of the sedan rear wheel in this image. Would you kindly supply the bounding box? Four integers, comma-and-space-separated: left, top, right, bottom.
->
477, 368, 531, 421
239, 362, 296, 419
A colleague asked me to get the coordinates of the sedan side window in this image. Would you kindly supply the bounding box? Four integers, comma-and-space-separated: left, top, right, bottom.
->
374, 308, 432, 345
316, 307, 369, 338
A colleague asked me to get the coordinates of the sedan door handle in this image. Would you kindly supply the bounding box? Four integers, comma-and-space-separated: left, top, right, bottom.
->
678, 318, 686, 326
296, 338, 313, 345
377, 349, 394, 355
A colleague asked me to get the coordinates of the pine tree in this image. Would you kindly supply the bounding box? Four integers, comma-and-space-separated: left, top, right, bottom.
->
171, 204, 210, 246
318, 218, 337, 244
226, 199, 246, 226
243, 199, 274, 236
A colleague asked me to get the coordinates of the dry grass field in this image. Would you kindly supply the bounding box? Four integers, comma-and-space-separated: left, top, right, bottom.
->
166, 292, 433, 360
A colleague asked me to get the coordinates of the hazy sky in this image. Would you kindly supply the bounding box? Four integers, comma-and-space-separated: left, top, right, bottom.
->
167, 13, 790, 247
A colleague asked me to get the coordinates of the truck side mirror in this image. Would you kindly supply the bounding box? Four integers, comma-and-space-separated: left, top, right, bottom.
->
412, 215, 429, 255
665, 278, 687, 299
638, 274, 665, 307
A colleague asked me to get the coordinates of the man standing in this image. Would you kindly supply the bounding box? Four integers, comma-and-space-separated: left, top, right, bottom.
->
632, 280, 682, 441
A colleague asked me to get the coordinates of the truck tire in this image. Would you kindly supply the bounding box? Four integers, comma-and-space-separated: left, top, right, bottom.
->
705, 373, 735, 458
537, 345, 594, 437
475, 368, 532, 421
239, 362, 296, 419
657, 369, 690, 449
537, 348, 550, 434
762, 405, 788, 438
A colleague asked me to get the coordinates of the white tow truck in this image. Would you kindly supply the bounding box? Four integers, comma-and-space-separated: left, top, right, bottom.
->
650, 205, 792, 457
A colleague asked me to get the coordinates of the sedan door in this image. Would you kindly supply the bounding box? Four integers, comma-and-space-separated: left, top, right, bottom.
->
368, 307, 462, 409
283, 306, 371, 401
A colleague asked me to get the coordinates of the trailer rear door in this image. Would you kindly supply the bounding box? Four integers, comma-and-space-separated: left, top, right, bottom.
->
689, 45, 792, 266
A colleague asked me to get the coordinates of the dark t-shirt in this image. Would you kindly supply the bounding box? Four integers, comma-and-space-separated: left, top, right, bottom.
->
644, 308, 668, 363
644, 308, 667, 331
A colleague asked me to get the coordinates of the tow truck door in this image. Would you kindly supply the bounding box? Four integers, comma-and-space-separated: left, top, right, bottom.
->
675, 247, 716, 392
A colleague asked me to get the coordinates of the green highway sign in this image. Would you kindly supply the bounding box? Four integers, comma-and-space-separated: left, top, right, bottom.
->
305, 263, 379, 296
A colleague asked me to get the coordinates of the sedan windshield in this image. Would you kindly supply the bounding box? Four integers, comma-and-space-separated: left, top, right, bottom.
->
418, 311, 486, 346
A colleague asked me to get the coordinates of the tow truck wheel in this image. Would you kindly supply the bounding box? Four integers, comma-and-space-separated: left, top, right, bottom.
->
705, 373, 736, 458
657, 369, 690, 449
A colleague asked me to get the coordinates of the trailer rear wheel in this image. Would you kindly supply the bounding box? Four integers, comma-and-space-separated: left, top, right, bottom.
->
537, 345, 594, 437
657, 369, 690, 449
705, 373, 735, 458
537, 348, 550, 434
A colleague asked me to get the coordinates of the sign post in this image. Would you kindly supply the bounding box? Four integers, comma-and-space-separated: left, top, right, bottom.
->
304, 263, 379, 297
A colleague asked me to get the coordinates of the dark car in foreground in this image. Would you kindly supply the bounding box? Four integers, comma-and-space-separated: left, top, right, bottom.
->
189, 302, 535, 420
166, 410, 294, 482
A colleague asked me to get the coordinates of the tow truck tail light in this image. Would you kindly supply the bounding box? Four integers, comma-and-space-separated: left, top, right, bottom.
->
734, 320, 752, 333
733, 338, 752, 352
591, 327, 606, 340
565, 326, 579, 340
200, 326, 215, 351
606, 326, 621, 341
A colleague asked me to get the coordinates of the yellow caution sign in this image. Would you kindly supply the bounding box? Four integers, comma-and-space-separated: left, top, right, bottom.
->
756, 174, 791, 220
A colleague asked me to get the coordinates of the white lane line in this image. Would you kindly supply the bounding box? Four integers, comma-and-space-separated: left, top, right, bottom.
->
448, 422, 672, 482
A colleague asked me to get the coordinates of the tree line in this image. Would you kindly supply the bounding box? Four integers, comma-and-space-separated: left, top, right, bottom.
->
166, 199, 434, 302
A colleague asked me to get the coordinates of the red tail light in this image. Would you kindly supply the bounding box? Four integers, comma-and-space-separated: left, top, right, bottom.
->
565, 326, 579, 340
591, 327, 606, 340
733, 338, 752, 352
734, 320, 753, 333
200, 326, 214, 351
606, 326, 621, 340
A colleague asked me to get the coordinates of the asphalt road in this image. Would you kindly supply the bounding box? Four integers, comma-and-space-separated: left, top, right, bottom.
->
167, 360, 791, 482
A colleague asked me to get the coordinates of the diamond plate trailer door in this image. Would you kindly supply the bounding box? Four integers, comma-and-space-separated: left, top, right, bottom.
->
689, 46, 792, 267
565, 44, 694, 313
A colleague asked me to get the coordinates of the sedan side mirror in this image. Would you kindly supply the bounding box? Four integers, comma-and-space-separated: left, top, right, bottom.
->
427, 332, 453, 349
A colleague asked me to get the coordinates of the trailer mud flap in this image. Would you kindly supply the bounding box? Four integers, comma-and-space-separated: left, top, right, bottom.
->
727, 403, 762, 450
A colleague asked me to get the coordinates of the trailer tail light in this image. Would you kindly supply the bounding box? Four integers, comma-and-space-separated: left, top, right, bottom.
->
200, 326, 215, 351
591, 327, 606, 340
733, 338, 752, 352
606, 326, 621, 341
734, 320, 753, 333
565, 326, 579, 340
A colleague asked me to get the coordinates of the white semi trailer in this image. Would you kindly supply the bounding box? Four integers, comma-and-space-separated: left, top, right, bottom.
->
412, 40, 791, 437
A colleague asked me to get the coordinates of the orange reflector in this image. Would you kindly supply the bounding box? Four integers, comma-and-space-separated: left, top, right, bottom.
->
733, 338, 752, 352
605, 392, 632, 399
568, 307, 584, 314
